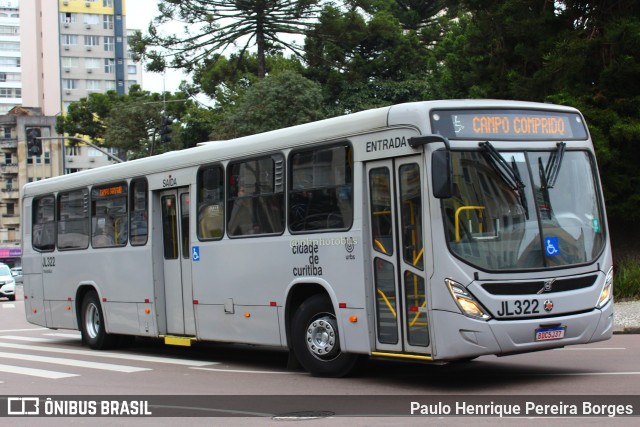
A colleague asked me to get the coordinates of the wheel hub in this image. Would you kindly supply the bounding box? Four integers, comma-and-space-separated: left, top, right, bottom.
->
306, 315, 336, 358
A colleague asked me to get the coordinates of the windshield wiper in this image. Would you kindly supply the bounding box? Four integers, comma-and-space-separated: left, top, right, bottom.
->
479, 141, 529, 218
543, 142, 566, 189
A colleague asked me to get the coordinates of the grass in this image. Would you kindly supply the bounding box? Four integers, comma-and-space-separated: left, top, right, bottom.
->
614, 257, 640, 301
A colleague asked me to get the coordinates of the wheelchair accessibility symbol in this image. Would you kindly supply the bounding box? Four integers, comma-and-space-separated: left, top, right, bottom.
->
544, 237, 560, 257
192, 246, 200, 261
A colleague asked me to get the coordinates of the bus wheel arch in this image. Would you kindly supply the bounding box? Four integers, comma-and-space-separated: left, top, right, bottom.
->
286, 285, 359, 377
76, 286, 118, 350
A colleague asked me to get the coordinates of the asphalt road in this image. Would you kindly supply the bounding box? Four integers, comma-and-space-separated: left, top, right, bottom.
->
1, 286, 639, 426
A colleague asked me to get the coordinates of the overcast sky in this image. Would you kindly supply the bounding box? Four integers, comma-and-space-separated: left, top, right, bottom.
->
125, 0, 188, 94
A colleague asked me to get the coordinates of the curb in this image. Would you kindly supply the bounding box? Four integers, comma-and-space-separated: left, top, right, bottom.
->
613, 327, 640, 335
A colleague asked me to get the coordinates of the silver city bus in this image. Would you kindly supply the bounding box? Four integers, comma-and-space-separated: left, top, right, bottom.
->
22, 100, 613, 376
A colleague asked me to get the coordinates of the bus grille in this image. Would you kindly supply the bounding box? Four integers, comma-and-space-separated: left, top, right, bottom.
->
480, 275, 598, 295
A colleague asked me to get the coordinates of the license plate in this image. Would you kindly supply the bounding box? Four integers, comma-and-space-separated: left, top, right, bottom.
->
535, 326, 566, 342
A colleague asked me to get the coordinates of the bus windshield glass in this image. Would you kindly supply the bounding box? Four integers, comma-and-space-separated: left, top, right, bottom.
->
443, 150, 606, 270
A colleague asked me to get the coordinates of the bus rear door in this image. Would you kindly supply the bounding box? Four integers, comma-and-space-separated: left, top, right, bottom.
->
158, 187, 196, 336
366, 157, 431, 355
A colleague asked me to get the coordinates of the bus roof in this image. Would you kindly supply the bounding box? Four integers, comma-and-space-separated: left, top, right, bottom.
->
21, 100, 580, 198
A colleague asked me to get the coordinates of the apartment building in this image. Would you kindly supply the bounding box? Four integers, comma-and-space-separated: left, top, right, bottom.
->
0, 0, 21, 115
0, 0, 143, 267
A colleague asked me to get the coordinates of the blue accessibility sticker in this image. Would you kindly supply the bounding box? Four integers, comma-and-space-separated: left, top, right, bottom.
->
544, 237, 560, 257
192, 246, 200, 261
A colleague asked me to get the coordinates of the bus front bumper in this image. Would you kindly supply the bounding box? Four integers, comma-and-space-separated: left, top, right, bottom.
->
430, 301, 614, 361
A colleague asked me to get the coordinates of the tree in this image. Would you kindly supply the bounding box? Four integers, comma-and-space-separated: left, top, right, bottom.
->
190, 51, 305, 104
56, 91, 123, 143
211, 70, 325, 139
130, 0, 324, 79
304, 4, 438, 113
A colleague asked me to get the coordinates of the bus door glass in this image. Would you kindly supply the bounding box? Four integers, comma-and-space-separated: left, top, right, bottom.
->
159, 187, 196, 336
366, 157, 430, 354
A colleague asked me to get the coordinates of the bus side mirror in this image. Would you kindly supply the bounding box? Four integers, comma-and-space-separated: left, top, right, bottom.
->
432, 150, 453, 199
408, 135, 453, 199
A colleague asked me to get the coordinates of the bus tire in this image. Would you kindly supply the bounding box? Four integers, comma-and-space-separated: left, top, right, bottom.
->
291, 294, 358, 377
80, 290, 118, 350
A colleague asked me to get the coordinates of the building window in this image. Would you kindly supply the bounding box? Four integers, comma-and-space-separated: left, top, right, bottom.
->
63, 79, 79, 90
104, 36, 114, 52
86, 79, 101, 92
103, 15, 113, 29
127, 64, 137, 74
62, 34, 78, 46
105, 80, 116, 90
62, 57, 80, 68
3, 128, 10, 139
103, 0, 114, 7
60, 12, 77, 23
0, 88, 21, 98
84, 35, 100, 46
104, 59, 115, 73
0, 57, 20, 67
0, 26, 19, 35
0, 42, 20, 51
83, 14, 100, 25
4, 153, 11, 164
85, 57, 100, 69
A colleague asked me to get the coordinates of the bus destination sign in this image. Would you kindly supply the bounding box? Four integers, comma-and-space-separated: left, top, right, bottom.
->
430, 109, 588, 141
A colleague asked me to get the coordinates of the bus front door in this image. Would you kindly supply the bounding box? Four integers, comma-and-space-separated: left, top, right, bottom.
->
366, 157, 431, 355
159, 187, 196, 336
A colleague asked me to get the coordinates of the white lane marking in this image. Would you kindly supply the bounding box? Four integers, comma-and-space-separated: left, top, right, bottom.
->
0, 363, 79, 379
43, 333, 81, 339
0, 335, 53, 342
557, 347, 626, 351
0, 351, 149, 373
191, 367, 303, 375
528, 371, 640, 377
0, 328, 48, 333
0, 342, 217, 366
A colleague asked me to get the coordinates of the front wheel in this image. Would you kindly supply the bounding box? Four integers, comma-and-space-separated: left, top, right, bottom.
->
291, 294, 359, 377
80, 290, 118, 349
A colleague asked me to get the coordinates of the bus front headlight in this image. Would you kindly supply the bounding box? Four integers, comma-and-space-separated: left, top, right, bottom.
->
446, 278, 491, 320
596, 267, 613, 309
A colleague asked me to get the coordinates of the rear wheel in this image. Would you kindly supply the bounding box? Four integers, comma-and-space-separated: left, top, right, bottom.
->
291, 294, 359, 377
80, 290, 118, 349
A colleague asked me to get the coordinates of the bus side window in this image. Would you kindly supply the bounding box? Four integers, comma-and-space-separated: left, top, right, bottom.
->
91, 182, 128, 248
227, 155, 284, 237
32, 195, 56, 252
57, 189, 90, 250
197, 165, 224, 240
130, 178, 148, 245
289, 144, 353, 232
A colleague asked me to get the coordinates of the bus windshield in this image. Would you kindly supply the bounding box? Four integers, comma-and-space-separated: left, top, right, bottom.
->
443, 149, 606, 270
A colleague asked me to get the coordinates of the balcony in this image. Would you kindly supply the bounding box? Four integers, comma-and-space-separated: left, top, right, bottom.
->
1, 188, 19, 199
0, 214, 20, 227
0, 138, 17, 149
0, 164, 18, 174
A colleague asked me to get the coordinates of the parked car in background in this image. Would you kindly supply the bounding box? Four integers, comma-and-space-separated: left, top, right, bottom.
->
0, 264, 15, 301
10, 266, 22, 283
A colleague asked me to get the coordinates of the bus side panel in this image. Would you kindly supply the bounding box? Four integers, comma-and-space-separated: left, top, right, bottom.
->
23, 269, 47, 327
194, 304, 282, 346
105, 302, 157, 337
47, 300, 77, 330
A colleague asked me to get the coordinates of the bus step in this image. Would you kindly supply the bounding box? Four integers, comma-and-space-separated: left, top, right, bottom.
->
163, 336, 196, 347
